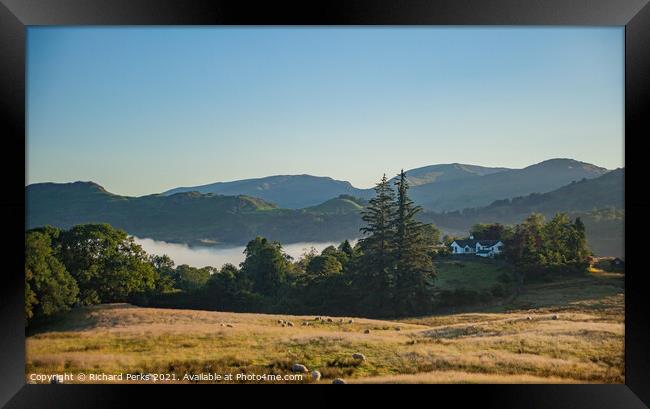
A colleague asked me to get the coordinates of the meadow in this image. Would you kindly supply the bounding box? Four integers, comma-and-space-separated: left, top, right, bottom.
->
26, 262, 624, 384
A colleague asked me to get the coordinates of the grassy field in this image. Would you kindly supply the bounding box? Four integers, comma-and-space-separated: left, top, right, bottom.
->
434, 257, 512, 291
26, 266, 624, 384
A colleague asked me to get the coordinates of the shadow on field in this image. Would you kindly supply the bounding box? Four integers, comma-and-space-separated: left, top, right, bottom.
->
26, 303, 135, 336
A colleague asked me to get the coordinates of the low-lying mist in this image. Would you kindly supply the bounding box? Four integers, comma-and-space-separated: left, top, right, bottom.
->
132, 237, 352, 269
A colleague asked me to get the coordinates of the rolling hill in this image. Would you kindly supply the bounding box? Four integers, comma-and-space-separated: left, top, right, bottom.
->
411, 159, 609, 211
421, 168, 624, 256
160, 159, 607, 212
26, 160, 622, 254
389, 163, 510, 187
304, 195, 367, 214
163, 175, 367, 209
26, 182, 363, 245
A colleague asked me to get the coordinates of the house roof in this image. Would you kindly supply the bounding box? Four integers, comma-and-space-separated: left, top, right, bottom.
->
477, 240, 502, 247
453, 239, 478, 248
451, 239, 502, 248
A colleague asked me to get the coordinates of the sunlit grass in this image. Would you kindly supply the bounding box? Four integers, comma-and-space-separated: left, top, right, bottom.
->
26, 270, 623, 384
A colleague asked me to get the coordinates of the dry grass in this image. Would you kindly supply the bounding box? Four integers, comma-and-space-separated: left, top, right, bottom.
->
26, 271, 624, 384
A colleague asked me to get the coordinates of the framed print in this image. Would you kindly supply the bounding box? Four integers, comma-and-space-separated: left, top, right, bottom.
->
1, 0, 648, 407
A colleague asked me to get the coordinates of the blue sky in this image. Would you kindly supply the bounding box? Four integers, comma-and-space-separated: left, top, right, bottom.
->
27, 27, 624, 196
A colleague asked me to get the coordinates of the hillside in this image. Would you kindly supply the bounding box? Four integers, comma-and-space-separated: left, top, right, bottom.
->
159, 159, 605, 212
422, 169, 624, 256
26, 182, 363, 245
163, 175, 367, 209
305, 195, 367, 214
411, 159, 609, 211
26, 269, 624, 384
390, 163, 510, 187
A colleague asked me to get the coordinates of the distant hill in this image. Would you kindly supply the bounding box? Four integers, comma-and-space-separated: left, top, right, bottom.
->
26, 159, 621, 253
160, 159, 607, 212
26, 182, 362, 245
389, 163, 510, 187
411, 159, 609, 211
421, 168, 624, 256
163, 175, 367, 209
304, 195, 367, 214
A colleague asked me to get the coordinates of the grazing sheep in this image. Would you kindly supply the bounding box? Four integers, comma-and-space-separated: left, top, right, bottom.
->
526, 316, 532, 321
226, 324, 234, 328
364, 329, 371, 334
552, 314, 559, 320
292, 364, 308, 373
395, 327, 401, 331
327, 318, 333, 322
278, 319, 284, 324
287, 321, 294, 327
332, 378, 346, 384
315, 316, 321, 321
220, 323, 226, 327
352, 353, 366, 361
348, 319, 354, 324
311, 370, 321, 382
282, 324, 286, 327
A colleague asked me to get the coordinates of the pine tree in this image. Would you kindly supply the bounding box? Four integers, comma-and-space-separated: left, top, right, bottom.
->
354, 174, 397, 314
390, 170, 435, 315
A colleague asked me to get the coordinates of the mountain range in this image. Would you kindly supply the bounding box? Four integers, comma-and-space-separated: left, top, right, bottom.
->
420, 168, 624, 256
26, 158, 623, 255
162, 159, 607, 211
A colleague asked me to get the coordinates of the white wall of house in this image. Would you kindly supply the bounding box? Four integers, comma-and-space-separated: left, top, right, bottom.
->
450, 240, 503, 257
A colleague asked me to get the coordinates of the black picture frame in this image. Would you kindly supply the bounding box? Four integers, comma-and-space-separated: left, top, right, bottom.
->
1, 0, 648, 407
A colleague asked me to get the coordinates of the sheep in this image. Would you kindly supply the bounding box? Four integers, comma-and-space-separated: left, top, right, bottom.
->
220, 323, 226, 327
352, 353, 366, 361
287, 321, 294, 327
292, 364, 308, 373
526, 316, 532, 321
348, 319, 354, 324
395, 327, 401, 331
315, 316, 321, 321
552, 314, 559, 320
226, 324, 234, 328
278, 319, 284, 324
363, 329, 371, 334
326, 318, 333, 322
311, 370, 321, 382
282, 323, 286, 327
332, 378, 346, 384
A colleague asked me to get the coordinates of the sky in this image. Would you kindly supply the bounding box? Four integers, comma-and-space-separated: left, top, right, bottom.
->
27, 27, 624, 196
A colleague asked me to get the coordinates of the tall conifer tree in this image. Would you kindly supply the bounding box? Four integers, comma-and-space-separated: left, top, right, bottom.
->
355, 174, 397, 313
390, 170, 435, 315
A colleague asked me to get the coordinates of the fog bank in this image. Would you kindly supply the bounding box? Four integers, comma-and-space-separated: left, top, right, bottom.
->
132, 237, 351, 268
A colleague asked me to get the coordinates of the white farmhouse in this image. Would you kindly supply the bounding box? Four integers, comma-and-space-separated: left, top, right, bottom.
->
450, 237, 504, 258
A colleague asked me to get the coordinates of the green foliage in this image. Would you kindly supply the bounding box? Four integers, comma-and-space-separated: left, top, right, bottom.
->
390, 170, 436, 315
504, 213, 591, 281
55, 224, 156, 305
240, 237, 291, 295
25, 230, 79, 322
306, 254, 343, 277
174, 265, 213, 291
470, 223, 513, 241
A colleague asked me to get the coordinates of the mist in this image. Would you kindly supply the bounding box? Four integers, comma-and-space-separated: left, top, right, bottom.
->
133, 237, 353, 269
